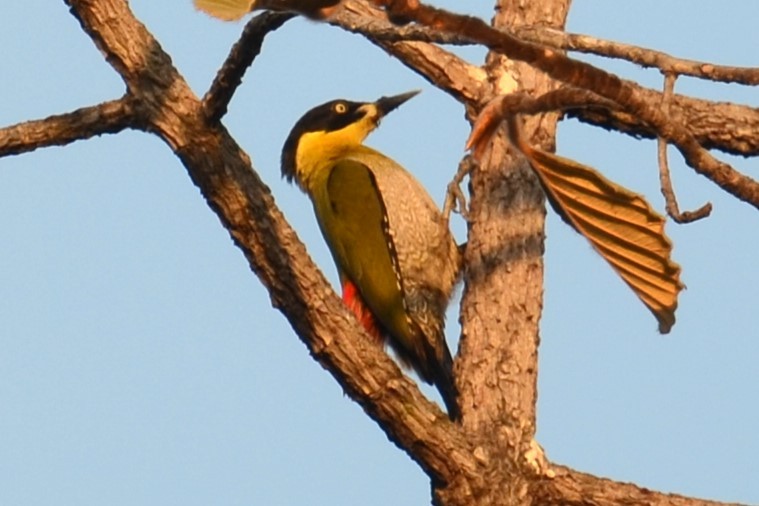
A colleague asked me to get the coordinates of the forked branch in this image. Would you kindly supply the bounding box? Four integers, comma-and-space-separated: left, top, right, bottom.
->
333, 2, 759, 158
366, 0, 759, 210
0, 1, 751, 505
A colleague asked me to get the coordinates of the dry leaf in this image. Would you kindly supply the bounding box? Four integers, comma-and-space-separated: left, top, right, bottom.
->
467, 101, 684, 332
522, 144, 684, 333
465, 98, 504, 160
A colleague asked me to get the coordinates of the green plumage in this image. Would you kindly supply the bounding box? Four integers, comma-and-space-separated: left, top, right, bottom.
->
316, 156, 411, 340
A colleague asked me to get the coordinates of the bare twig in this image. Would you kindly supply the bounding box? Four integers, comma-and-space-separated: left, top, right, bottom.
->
517, 26, 759, 86
331, 2, 759, 158
343, 1, 759, 87
337, 0, 469, 44
0, 97, 135, 157
657, 74, 713, 223
466, 89, 619, 160
335, 2, 484, 104
443, 155, 474, 223
368, 0, 759, 210
202, 11, 295, 122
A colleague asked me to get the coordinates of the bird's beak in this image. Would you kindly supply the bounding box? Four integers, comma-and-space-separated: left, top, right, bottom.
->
374, 90, 420, 118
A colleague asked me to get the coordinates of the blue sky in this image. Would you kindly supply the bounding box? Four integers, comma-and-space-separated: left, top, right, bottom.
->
1, 1, 757, 504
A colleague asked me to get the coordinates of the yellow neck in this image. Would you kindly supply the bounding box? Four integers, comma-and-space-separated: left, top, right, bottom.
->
294, 108, 379, 195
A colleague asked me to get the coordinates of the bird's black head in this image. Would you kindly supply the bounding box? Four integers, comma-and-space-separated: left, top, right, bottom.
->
281, 99, 366, 183
281, 91, 419, 184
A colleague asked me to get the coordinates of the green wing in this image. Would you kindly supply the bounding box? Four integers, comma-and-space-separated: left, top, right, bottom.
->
313, 159, 412, 342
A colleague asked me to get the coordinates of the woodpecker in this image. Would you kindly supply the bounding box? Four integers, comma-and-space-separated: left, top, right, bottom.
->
281, 91, 461, 420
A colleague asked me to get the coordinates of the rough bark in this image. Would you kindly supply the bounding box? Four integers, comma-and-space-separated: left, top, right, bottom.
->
436, 2, 567, 504
333, 1, 759, 160
0, 0, 753, 505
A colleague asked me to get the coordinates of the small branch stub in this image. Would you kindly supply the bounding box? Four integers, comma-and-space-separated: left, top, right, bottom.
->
657, 73, 713, 224
443, 155, 474, 224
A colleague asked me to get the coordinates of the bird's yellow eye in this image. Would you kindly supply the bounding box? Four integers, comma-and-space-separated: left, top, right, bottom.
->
333, 102, 347, 114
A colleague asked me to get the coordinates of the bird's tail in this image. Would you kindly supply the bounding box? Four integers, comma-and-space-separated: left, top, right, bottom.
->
432, 344, 460, 421
344, 281, 460, 420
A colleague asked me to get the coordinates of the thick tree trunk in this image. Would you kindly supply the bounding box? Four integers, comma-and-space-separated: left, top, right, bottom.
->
441, 1, 570, 504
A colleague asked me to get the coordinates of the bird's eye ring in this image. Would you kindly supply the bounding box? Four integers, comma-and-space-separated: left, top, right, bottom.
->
333, 102, 347, 114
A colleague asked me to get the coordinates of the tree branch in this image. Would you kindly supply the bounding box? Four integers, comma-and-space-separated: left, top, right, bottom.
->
334, 1, 485, 103
336, 0, 470, 44
202, 11, 295, 123
340, 0, 759, 88
333, 1, 759, 158
0, 97, 135, 157
368, 0, 759, 211
5, 1, 753, 504
517, 26, 759, 86
62, 0, 481, 491
568, 91, 759, 158
533, 465, 741, 506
